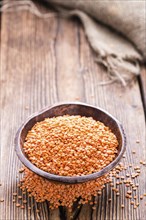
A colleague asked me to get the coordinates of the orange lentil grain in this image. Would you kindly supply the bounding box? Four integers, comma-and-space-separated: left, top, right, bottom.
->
13, 193, 17, 196
23, 200, 27, 203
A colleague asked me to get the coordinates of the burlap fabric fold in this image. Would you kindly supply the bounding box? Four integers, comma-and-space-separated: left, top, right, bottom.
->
43, 0, 146, 85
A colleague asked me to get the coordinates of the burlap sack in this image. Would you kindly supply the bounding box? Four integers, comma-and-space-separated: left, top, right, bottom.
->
43, 0, 146, 85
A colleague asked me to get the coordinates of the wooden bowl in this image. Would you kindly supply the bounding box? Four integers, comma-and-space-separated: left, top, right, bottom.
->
15, 102, 126, 184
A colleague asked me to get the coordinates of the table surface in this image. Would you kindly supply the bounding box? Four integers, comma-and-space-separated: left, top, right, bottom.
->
0, 3, 146, 220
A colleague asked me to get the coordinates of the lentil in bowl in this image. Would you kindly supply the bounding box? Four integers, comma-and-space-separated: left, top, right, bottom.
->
15, 102, 126, 184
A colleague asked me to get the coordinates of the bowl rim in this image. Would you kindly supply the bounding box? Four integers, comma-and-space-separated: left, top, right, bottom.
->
15, 102, 126, 184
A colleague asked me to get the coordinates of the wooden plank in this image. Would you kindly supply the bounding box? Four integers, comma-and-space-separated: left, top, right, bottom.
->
76, 26, 146, 220
0, 10, 59, 220
55, 18, 85, 102
1, 5, 146, 220
0, 9, 84, 220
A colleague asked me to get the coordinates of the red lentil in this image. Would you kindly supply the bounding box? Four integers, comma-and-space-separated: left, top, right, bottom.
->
23, 200, 27, 204
13, 193, 17, 196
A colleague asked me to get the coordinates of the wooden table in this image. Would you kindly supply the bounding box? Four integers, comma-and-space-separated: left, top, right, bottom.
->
0, 3, 146, 220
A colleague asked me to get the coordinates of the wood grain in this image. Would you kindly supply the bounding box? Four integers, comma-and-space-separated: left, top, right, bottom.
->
0, 6, 146, 220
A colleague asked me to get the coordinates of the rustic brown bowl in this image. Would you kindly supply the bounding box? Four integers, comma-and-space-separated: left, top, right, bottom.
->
15, 102, 126, 184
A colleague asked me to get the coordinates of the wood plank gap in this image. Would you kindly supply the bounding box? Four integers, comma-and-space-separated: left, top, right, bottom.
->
58, 206, 67, 220
138, 70, 146, 119
53, 15, 60, 103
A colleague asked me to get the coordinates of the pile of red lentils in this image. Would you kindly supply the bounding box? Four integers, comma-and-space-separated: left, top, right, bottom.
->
23, 115, 118, 176
20, 168, 109, 209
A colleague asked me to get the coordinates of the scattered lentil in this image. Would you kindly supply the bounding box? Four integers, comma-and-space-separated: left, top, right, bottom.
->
74, 97, 80, 101
13, 193, 17, 196
19, 168, 25, 173
127, 191, 132, 194
23, 200, 27, 204
92, 206, 96, 210
25, 106, 29, 110
136, 140, 140, 143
